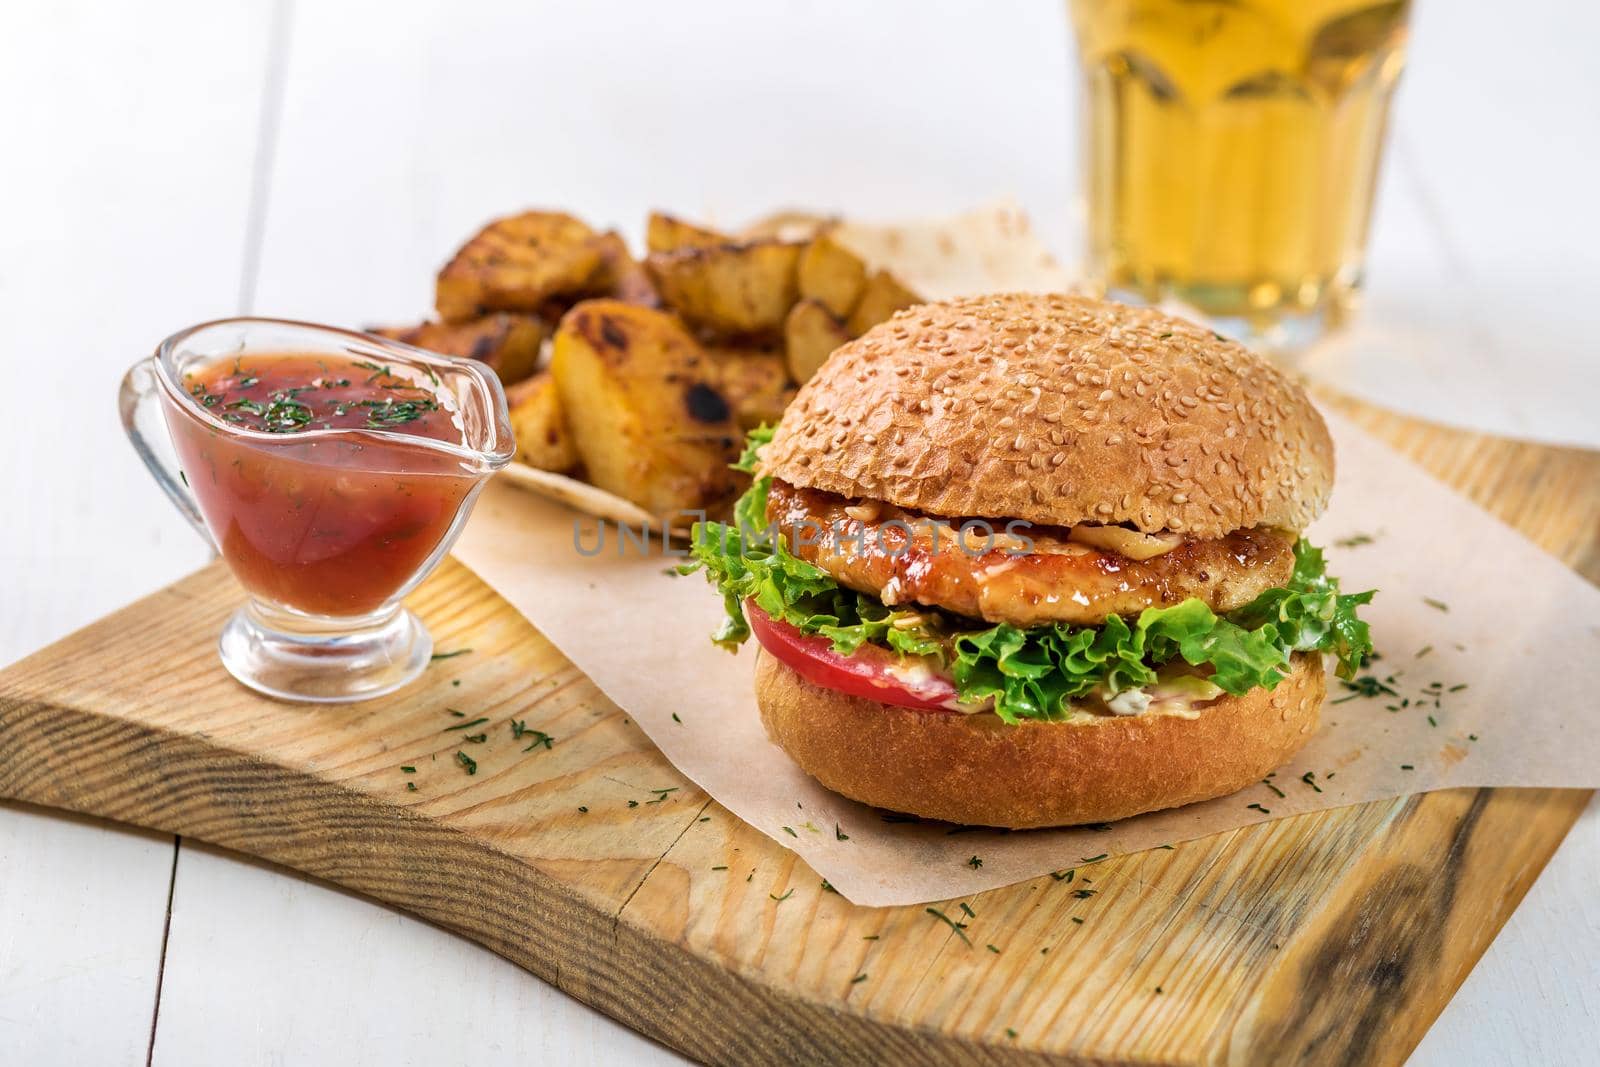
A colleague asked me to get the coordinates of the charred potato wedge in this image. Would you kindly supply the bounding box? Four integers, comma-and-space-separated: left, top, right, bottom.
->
550, 300, 741, 515
505, 371, 578, 473
704, 343, 794, 431
797, 234, 867, 318
436, 211, 605, 322
645, 212, 732, 254
589, 231, 659, 307
645, 240, 802, 337
783, 299, 852, 384
846, 269, 921, 336
370, 313, 549, 386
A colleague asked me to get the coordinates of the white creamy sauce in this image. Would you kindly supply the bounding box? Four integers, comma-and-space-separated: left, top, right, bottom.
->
883, 659, 937, 687
1104, 689, 1152, 716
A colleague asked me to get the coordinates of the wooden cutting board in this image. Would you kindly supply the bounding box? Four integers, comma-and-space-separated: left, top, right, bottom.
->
1, 394, 1594, 1066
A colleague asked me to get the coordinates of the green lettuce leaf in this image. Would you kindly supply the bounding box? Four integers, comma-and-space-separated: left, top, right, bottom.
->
681, 468, 1376, 723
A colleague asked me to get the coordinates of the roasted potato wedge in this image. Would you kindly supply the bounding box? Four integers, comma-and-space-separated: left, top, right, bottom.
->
704, 343, 794, 431
550, 300, 741, 515
436, 211, 604, 322
740, 211, 837, 243
846, 269, 922, 336
505, 371, 578, 473
370, 313, 549, 386
645, 212, 732, 254
783, 299, 852, 384
645, 240, 802, 337
797, 234, 867, 318
590, 231, 660, 307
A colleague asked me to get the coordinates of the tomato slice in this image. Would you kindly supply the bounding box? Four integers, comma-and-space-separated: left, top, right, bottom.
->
745, 601, 960, 712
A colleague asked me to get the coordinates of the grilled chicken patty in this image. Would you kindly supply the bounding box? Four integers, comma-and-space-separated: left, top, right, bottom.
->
767, 480, 1296, 627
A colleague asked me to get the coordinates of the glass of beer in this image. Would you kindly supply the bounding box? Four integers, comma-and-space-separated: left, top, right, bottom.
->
1067, 0, 1412, 351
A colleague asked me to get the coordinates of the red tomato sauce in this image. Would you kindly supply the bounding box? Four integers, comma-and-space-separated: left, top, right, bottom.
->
166, 353, 478, 616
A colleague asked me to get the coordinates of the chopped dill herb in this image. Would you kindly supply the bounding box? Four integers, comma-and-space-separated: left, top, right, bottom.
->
925, 907, 972, 945
1339, 675, 1398, 700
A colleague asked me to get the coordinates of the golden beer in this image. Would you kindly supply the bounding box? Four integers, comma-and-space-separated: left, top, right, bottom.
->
1068, 0, 1411, 348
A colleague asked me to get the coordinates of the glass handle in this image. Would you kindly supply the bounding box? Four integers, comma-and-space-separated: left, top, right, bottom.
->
118, 355, 215, 549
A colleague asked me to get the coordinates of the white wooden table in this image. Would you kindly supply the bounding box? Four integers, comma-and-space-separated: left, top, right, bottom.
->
2, 2, 1595, 1063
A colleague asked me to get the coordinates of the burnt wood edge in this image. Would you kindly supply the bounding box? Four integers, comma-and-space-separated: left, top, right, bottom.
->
1218, 786, 1591, 1067
0, 693, 1068, 1067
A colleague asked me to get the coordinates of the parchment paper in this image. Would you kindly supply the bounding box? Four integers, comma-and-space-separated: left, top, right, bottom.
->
451, 210, 1600, 907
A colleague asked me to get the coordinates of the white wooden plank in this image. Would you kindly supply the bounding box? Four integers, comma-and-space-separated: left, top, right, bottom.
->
149, 843, 686, 1067
0, 3, 276, 1063
246, 0, 1074, 328
0, 803, 176, 1064
0, 0, 276, 665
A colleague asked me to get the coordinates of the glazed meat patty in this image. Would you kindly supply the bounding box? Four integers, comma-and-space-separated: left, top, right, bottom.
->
767, 480, 1297, 627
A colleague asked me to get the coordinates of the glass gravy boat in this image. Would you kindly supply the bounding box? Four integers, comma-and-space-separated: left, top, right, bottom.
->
120, 318, 514, 703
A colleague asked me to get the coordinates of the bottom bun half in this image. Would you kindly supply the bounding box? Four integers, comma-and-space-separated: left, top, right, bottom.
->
754, 649, 1325, 829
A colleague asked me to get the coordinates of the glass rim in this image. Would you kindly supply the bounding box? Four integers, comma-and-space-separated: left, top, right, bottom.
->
153, 316, 516, 472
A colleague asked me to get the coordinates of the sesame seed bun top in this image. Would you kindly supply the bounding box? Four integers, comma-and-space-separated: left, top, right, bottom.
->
761, 294, 1334, 540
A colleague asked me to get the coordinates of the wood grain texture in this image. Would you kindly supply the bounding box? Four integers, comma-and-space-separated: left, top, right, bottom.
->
0, 395, 1593, 1067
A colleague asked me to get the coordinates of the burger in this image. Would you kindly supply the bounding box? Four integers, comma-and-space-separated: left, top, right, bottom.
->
685, 294, 1373, 828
